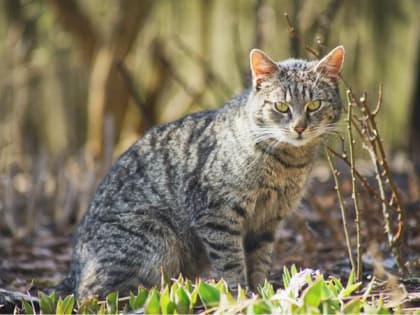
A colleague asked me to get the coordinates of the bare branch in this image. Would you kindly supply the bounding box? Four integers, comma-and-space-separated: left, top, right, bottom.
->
325, 146, 355, 272
345, 89, 363, 281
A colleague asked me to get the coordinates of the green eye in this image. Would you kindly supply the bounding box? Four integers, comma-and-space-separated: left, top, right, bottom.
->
274, 102, 290, 113
306, 100, 321, 111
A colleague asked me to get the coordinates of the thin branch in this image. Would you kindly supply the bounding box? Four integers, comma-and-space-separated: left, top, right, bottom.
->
325, 146, 355, 272
346, 89, 363, 281
355, 89, 407, 275
326, 149, 398, 216
308, 0, 344, 53
284, 11, 300, 57
372, 84, 383, 117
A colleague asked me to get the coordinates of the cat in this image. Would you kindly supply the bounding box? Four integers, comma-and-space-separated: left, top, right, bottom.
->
55, 46, 345, 298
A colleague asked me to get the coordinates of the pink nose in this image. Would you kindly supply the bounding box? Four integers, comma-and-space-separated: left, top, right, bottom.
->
294, 126, 306, 134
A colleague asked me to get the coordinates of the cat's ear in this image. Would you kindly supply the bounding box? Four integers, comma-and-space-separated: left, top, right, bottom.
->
250, 49, 279, 90
314, 46, 345, 78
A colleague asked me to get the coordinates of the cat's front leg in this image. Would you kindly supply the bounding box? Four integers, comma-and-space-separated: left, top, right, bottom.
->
245, 231, 275, 291
195, 214, 248, 289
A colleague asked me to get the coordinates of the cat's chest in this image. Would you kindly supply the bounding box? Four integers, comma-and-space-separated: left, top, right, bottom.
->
247, 167, 309, 228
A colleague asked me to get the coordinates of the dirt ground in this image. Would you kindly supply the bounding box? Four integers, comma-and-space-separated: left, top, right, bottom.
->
1, 152, 420, 308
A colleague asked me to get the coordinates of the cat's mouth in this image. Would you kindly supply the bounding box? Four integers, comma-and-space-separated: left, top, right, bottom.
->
284, 132, 316, 147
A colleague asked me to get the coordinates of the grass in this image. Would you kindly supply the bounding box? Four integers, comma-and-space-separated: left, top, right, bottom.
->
14, 266, 416, 315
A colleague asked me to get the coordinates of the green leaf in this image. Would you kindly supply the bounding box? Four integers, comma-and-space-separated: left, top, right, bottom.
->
160, 286, 175, 315
129, 287, 149, 310
237, 285, 247, 302
144, 288, 161, 314
291, 264, 298, 276
184, 279, 193, 293
106, 291, 118, 314
342, 298, 362, 314
198, 281, 220, 308
303, 281, 321, 307
327, 278, 343, 296
175, 286, 191, 314
303, 279, 330, 308
160, 268, 171, 289
283, 266, 291, 288
169, 281, 178, 300
248, 300, 271, 315
347, 269, 355, 287
339, 282, 362, 298
258, 280, 274, 299
190, 283, 200, 308
175, 274, 184, 286
55, 295, 75, 315
97, 303, 106, 315
215, 279, 229, 294
38, 291, 57, 314
21, 300, 34, 315
363, 298, 391, 315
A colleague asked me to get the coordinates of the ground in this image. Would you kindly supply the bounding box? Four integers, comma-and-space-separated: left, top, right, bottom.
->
1, 153, 420, 309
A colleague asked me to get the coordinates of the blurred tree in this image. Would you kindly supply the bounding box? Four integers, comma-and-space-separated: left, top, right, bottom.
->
409, 37, 420, 157
0, 0, 38, 167
47, 0, 153, 160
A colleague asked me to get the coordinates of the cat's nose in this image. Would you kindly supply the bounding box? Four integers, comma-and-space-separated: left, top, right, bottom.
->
294, 125, 307, 134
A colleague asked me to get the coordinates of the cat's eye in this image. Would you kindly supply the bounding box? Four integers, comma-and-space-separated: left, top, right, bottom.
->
306, 100, 321, 112
274, 102, 290, 113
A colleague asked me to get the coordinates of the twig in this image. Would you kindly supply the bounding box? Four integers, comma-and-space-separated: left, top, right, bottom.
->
354, 88, 407, 275
284, 11, 300, 57
325, 146, 355, 271
358, 92, 392, 249
365, 143, 392, 244
326, 147, 399, 212
372, 84, 383, 117
346, 89, 363, 281
305, 45, 320, 59
308, 0, 344, 54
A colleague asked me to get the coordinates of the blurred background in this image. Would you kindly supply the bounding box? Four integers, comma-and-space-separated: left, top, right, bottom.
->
0, 0, 419, 291
1, 0, 419, 163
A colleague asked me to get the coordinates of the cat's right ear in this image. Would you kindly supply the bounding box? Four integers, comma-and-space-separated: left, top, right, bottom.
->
250, 49, 279, 91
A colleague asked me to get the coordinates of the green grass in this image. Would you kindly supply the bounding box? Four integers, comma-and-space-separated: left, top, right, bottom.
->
17, 266, 413, 314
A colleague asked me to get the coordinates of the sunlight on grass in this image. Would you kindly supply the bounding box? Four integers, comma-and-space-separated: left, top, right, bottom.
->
16, 266, 411, 314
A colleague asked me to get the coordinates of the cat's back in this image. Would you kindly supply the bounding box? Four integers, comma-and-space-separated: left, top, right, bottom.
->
78, 94, 247, 227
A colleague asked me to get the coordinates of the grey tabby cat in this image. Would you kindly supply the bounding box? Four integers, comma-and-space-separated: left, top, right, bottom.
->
57, 46, 345, 298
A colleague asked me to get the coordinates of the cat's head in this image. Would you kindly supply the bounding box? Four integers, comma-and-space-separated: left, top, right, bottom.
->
247, 46, 345, 147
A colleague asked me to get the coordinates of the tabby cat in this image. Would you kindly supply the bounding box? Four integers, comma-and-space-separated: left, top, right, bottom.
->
57, 46, 345, 298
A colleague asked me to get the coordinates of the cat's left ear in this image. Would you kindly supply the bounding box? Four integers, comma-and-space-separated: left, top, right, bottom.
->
314, 46, 345, 78
250, 49, 279, 91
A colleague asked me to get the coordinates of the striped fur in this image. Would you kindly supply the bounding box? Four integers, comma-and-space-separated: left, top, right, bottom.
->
59, 47, 344, 298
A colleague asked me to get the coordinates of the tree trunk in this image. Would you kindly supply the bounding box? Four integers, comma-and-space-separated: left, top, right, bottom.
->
86, 0, 153, 160
408, 38, 420, 157
48, 0, 153, 160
